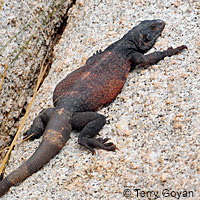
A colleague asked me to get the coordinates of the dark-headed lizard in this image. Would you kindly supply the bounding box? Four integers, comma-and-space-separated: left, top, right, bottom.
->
0, 19, 187, 196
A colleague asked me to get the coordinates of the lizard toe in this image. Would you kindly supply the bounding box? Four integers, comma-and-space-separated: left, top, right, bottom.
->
96, 137, 110, 143
176, 45, 188, 51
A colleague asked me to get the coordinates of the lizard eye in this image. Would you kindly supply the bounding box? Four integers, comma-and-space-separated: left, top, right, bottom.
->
150, 24, 157, 31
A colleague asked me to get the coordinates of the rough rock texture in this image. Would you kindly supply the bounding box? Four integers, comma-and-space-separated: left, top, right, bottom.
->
1, 0, 200, 199
0, 0, 75, 153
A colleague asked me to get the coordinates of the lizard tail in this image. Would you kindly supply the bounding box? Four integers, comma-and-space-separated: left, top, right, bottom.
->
0, 108, 72, 197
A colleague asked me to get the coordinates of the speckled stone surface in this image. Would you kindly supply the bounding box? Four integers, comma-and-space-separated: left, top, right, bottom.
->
0, 0, 74, 151
2, 0, 200, 199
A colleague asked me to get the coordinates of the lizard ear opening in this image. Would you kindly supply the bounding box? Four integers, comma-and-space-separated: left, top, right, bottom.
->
143, 33, 151, 42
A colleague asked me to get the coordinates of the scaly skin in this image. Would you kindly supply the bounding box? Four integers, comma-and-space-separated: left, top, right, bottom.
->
0, 19, 187, 197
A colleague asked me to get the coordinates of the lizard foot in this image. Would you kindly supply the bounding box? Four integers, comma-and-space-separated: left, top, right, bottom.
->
23, 126, 44, 141
78, 136, 117, 154
166, 45, 188, 57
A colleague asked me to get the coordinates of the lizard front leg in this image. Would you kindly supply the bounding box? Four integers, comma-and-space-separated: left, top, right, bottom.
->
24, 108, 55, 140
131, 45, 187, 67
72, 112, 116, 154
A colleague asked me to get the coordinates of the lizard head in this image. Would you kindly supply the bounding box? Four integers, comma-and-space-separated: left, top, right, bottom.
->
129, 19, 165, 53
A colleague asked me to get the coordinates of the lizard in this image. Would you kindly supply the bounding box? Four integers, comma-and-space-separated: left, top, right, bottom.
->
0, 19, 187, 197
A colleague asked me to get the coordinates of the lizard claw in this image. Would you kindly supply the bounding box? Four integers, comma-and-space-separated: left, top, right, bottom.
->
78, 136, 117, 154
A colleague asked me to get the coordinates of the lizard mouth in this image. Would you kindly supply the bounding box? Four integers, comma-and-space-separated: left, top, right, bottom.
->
155, 20, 165, 39
160, 22, 165, 32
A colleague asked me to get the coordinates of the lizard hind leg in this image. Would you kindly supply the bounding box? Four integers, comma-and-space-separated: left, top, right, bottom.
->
72, 112, 117, 154
23, 108, 55, 140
